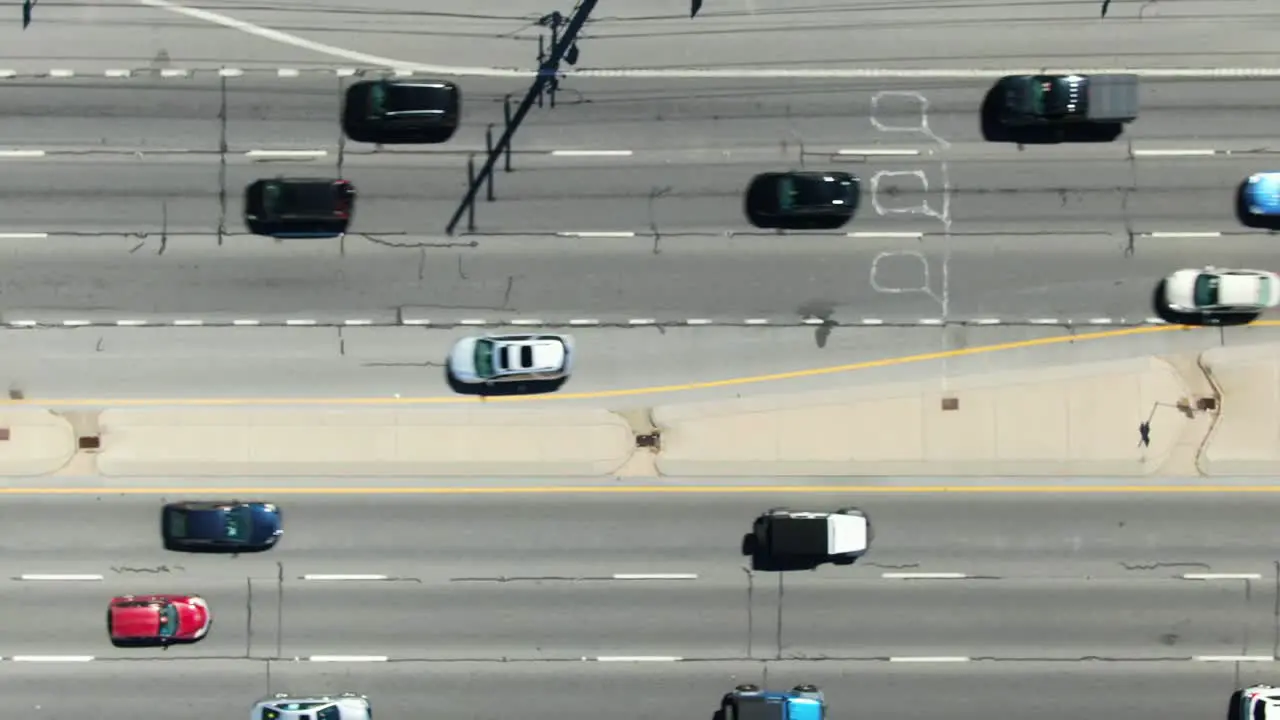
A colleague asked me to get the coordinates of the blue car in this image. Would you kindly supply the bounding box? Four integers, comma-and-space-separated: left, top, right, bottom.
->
1240, 172, 1280, 226
161, 501, 283, 553
722, 684, 825, 720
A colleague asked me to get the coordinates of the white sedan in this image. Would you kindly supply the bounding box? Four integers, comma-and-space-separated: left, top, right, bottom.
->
1161, 266, 1280, 315
447, 333, 574, 385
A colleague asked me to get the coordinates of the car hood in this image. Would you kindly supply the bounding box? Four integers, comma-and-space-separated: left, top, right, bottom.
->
448, 337, 479, 378
251, 505, 283, 545
111, 605, 161, 638
176, 599, 210, 637
786, 698, 824, 720
1163, 269, 1199, 307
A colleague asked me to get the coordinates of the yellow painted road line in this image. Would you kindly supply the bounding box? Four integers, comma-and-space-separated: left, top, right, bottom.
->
7, 485, 1280, 495
1, 323, 1244, 407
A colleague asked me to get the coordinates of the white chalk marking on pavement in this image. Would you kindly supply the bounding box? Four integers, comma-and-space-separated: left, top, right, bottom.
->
836, 148, 920, 156
1182, 573, 1263, 580
1146, 231, 1222, 238
277, 68, 301, 78
309, 655, 389, 662
744, 318, 771, 325
1196, 655, 1274, 662
1133, 149, 1217, 157
245, 149, 327, 159
881, 572, 968, 580
594, 656, 683, 662
343, 319, 373, 326
285, 319, 317, 326
0, 232, 48, 238
551, 150, 633, 157
48, 69, 75, 78
303, 574, 390, 581
105, 69, 133, 78
12, 656, 95, 662
0, 150, 46, 158
847, 231, 925, 239
557, 231, 636, 238
628, 318, 657, 325
458, 319, 488, 326
569, 319, 600, 326
509, 319, 544, 326
685, 319, 714, 325
889, 656, 971, 663
160, 68, 189, 78
19, 574, 104, 581
173, 319, 204, 326
611, 573, 698, 580
219, 68, 245, 77
232, 319, 261, 326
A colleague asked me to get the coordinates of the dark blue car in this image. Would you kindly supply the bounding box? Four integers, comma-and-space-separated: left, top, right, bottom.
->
161, 501, 283, 553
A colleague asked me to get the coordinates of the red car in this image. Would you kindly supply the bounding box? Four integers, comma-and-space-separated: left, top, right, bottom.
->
107, 594, 211, 647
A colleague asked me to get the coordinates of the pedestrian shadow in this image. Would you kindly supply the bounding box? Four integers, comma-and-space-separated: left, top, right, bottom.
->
443, 366, 568, 397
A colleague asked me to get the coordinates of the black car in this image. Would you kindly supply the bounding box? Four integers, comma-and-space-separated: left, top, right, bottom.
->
342, 79, 461, 144
162, 501, 283, 553
244, 177, 355, 239
744, 171, 859, 230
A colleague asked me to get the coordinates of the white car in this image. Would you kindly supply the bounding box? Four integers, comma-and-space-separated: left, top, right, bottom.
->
1161, 266, 1280, 315
251, 693, 370, 720
447, 333, 574, 385
1230, 686, 1280, 720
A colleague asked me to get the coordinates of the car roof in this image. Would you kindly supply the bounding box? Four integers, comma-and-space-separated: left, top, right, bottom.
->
110, 602, 161, 637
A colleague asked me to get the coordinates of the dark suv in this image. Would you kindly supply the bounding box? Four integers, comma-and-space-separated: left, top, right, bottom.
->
342, 79, 461, 144
744, 171, 859, 230
243, 177, 355, 238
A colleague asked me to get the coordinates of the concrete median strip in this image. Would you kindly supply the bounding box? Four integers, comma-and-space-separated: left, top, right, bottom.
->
0, 410, 76, 476
1199, 344, 1280, 475
92, 408, 635, 477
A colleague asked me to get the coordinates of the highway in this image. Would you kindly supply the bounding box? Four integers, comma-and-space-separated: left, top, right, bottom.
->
3, 494, 1280, 661
1, 76, 1278, 327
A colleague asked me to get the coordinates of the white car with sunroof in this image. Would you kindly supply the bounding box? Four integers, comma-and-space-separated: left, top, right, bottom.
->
1160, 266, 1280, 317
447, 333, 574, 385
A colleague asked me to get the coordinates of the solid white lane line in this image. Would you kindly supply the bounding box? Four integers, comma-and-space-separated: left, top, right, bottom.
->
557, 231, 637, 238
881, 572, 968, 580
245, 149, 327, 158
889, 656, 971, 663
551, 150, 633, 157
836, 149, 920, 156
19, 574, 104, 581
309, 655, 388, 662
302, 574, 389, 581
0, 150, 46, 158
594, 656, 683, 662
1182, 573, 1263, 580
1196, 655, 1274, 662
12, 655, 95, 662
1133, 149, 1217, 157
1146, 231, 1222, 238
611, 573, 699, 580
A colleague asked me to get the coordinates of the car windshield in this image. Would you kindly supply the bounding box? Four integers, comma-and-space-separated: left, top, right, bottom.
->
167, 509, 188, 539
473, 339, 496, 378
1194, 274, 1220, 307
1260, 277, 1274, 306
262, 183, 283, 215
1028, 77, 1066, 115
368, 83, 388, 114
317, 707, 341, 720
777, 177, 799, 210
223, 506, 253, 542
157, 603, 179, 637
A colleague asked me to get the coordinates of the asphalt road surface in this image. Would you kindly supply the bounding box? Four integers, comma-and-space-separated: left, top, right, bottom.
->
1, 660, 1271, 720
1, 77, 1276, 325
3, 493, 1280, 661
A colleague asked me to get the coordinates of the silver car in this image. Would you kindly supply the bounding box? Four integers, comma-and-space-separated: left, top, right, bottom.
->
447, 333, 574, 384
250, 693, 370, 720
